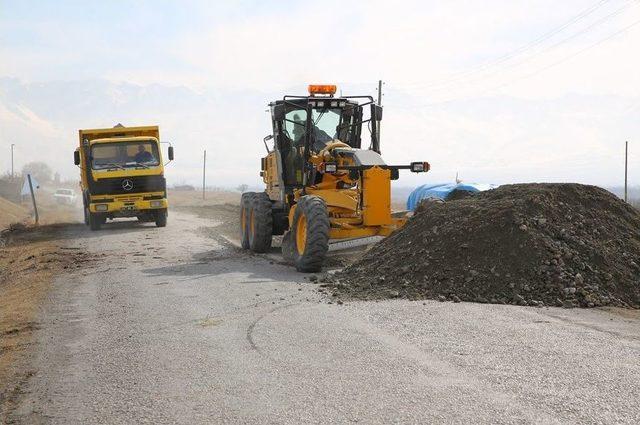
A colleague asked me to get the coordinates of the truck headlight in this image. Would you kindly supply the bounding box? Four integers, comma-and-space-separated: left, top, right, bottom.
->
150, 200, 163, 208
95, 204, 108, 212
324, 162, 337, 174
410, 162, 430, 173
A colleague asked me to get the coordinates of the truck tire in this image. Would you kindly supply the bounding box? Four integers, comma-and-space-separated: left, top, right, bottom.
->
240, 193, 255, 249
89, 212, 102, 231
248, 192, 273, 253
155, 209, 168, 227
83, 192, 90, 225
291, 195, 330, 272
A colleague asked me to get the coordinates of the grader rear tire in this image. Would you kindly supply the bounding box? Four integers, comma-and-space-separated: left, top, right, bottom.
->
291, 195, 330, 273
240, 192, 255, 249
248, 192, 273, 253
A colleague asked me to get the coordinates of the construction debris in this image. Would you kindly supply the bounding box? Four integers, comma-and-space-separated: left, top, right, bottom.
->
331, 183, 640, 308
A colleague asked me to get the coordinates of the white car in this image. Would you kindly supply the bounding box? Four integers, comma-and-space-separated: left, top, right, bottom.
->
54, 188, 77, 206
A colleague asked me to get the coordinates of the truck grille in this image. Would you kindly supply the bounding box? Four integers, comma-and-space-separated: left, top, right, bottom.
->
92, 175, 166, 195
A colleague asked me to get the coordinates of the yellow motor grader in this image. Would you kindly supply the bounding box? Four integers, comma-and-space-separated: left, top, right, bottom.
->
241, 84, 429, 272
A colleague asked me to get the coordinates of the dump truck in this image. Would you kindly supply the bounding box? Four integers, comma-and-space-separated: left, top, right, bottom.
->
240, 84, 430, 272
74, 124, 174, 230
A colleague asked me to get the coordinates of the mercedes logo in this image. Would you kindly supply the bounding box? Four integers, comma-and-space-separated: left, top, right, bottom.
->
122, 179, 134, 191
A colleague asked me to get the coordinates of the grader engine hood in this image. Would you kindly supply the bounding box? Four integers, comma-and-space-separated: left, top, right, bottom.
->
342, 149, 386, 166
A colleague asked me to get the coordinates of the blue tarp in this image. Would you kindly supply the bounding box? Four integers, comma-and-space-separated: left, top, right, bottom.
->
406, 183, 499, 211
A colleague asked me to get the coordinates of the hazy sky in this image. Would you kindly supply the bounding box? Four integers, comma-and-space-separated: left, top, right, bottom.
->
1, 0, 639, 188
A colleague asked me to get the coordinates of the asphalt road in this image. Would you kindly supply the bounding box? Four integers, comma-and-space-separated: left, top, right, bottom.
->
10, 211, 640, 424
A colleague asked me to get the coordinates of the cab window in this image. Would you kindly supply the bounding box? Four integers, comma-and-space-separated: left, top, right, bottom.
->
284, 110, 307, 146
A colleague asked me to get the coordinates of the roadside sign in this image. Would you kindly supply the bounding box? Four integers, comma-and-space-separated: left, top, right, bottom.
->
21, 176, 40, 196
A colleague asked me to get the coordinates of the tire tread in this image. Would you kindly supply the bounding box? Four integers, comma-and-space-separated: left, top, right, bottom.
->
293, 195, 330, 272
249, 192, 273, 253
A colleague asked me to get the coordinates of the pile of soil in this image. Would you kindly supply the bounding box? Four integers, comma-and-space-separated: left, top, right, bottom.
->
0, 196, 28, 230
330, 184, 640, 308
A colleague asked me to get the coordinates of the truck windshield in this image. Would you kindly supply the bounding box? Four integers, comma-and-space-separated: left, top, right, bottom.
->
284, 108, 341, 151
283, 104, 364, 150
91, 141, 160, 170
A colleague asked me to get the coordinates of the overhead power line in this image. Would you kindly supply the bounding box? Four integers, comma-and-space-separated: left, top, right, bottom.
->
402, 0, 612, 90
402, 0, 637, 92
390, 15, 640, 109
489, 16, 640, 92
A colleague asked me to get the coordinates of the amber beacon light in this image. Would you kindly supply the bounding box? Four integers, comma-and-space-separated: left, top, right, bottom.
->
308, 84, 337, 96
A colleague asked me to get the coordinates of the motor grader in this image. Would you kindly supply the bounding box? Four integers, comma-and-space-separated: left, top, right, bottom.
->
240, 84, 429, 272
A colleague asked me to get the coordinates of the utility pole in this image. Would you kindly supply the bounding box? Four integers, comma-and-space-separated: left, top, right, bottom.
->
624, 141, 628, 203
377, 80, 383, 154
11, 143, 15, 179
202, 149, 207, 200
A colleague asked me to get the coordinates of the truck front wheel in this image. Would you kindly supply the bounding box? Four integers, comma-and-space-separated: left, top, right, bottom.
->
83, 192, 90, 225
89, 212, 102, 231
155, 209, 168, 227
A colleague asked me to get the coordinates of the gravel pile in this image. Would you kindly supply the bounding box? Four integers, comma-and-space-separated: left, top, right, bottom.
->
329, 184, 640, 308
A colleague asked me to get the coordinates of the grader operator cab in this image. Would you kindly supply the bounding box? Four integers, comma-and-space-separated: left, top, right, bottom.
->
241, 84, 430, 272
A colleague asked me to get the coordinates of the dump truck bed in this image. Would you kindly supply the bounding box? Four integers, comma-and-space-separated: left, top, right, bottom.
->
78, 125, 160, 145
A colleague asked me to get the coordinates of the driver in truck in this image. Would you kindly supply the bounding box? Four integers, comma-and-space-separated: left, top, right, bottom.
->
134, 144, 154, 163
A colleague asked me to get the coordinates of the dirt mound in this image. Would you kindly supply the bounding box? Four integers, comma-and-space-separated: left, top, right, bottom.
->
0, 197, 28, 230
331, 184, 640, 308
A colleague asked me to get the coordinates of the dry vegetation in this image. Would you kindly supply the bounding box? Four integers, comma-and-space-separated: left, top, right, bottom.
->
0, 225, 92, 420
0, 197, 29, 230
0, 188, 82, 233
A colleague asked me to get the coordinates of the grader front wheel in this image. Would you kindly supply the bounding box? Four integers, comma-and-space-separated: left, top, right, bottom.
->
291, 195, 330, 272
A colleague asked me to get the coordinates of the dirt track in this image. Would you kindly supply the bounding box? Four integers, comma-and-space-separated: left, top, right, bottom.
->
3, 206, 640, 424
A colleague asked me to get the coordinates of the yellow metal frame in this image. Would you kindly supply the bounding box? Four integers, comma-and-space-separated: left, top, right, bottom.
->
89, 197, 168, 214
261, 135, 411, 244
328, 218, 405, 239
79, 126, 160, 143
288, 166, 407, 242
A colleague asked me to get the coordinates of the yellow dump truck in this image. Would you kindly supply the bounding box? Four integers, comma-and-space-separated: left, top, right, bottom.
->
74, 124, 174, 230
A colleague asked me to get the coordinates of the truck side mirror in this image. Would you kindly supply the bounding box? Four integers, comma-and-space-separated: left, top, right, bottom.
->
371, 104, 383, 121
168, 146, 174, 161
74, 150, 80, 165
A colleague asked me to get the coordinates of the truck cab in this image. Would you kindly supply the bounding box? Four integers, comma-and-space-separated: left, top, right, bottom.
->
74, 125, 174, 230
